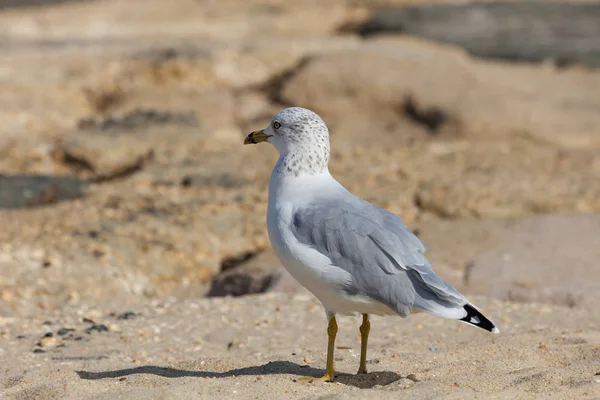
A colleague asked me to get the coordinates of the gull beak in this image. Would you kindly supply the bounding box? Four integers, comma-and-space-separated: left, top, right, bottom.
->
244, 130, 271, 145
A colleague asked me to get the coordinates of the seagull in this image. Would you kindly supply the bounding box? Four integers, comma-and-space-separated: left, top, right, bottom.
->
244, 107, 498, 382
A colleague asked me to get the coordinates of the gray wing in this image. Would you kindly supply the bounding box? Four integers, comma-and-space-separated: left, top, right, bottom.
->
291, 194, 466, 317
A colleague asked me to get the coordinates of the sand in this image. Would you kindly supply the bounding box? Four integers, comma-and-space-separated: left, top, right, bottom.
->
1, 292, 599, 399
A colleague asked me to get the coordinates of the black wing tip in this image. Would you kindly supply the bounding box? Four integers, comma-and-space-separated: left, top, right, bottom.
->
460, 304, 500, 334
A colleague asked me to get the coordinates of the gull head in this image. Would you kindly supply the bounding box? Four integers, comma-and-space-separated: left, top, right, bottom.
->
244, 107, 330, 175
244, 107, 329, 153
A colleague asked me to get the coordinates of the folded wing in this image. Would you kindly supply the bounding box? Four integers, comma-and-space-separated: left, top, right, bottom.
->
291, 194, 466, 317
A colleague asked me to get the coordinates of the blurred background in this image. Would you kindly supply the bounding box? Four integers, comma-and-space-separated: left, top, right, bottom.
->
0, 0, 599, 319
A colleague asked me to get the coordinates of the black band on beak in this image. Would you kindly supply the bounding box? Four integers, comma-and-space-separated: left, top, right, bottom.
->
243, 130, 270, 145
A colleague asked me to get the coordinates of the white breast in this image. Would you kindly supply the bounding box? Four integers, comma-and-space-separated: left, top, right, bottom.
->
266, 172, 336, 294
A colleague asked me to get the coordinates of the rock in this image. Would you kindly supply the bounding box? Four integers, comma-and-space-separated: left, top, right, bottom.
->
278, 41, 600, 218
350, 0, 480, 7
280, 38, 600, 149
214, 37, 358, 88
77, 109, 198, 132
0, 0, 84, 9
414, 140, 600, 219
414, 217, 517, 277
0, 175, 88, 209
214, 45, 307, 89
466, 214, 600, 309
52, 134, 155, 181
359, 2, 600, 67
207, 250, 282, 297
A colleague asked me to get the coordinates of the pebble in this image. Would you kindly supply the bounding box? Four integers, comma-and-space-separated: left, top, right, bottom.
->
57, 328, 75, 336
85, 324, 109, 334
38, 336, 57, 348
117, 312, 138, 320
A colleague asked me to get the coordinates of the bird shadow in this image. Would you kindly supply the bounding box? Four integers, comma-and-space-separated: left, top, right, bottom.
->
76, 361, 403, 389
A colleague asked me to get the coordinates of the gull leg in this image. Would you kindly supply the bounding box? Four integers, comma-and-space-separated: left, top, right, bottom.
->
358, 313, 370, 374
298, 314, 337, 383
323, 315, 338, 381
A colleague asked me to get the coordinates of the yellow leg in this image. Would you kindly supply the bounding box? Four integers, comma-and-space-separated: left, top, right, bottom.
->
298, 315, 337, 383
358, 314, 370, 374
324, 316, 337, 381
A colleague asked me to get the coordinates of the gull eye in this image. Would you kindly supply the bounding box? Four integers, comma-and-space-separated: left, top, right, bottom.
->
272, 121, 281, 130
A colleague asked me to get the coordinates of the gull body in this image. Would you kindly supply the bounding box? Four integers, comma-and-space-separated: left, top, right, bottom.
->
268, 168, 396, 316
245, 107, 498, 382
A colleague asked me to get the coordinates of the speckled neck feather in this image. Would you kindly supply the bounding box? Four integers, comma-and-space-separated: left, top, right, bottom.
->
276, 147, 330, 176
